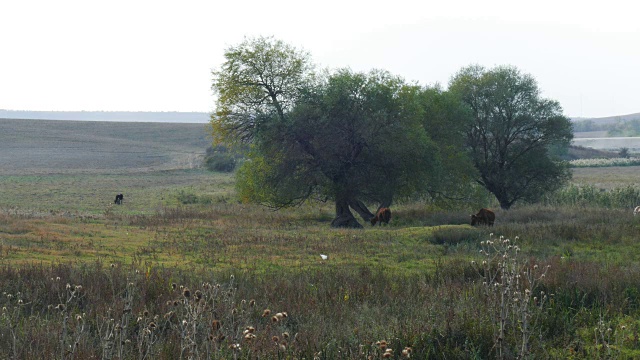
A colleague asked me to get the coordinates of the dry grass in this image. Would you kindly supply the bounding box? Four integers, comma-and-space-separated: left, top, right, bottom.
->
572, 165, 640, 189
3, 121, 640, 358
0, 119, 211, 175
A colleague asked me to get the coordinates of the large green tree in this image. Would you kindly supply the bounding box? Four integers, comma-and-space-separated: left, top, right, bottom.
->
417, 87, 479, 205
449, 65, 573, 209
212, 37, 474, 227
211, 36, 314, 145
236, 69, 439, 228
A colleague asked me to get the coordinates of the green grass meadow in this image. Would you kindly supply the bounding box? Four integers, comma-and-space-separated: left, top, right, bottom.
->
2, 119, 640, 359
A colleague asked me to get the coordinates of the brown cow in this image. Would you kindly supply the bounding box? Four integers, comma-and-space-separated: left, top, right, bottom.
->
471, 208, 495, 226
371, 207, 391, 226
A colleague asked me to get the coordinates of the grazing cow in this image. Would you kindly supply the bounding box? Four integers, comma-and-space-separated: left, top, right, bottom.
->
471, 208, 495, 226
371, 207, 391, 226
114, 193, 124, 205
634, 206, 640, 216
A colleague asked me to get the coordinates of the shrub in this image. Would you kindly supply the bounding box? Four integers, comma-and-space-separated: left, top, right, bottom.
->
175, 189, 212, 205
203, 145, 245, 173
205, 152, 237, 172
619, 147, 631, 158
544, 184, 640, 208
428, 227, 483, 245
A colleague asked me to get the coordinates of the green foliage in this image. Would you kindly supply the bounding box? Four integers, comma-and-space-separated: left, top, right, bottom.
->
544, 184, 640, 208
291, 69, 439, 202
175, 189, 213, 205
234, 67, 444, 226
204, 152, 236, 172
449, 65, 574, 209
210, 36, 314, 145
203, 145, 243, 173
417, 87, 478, 205
212, 37, 480, 227
608, 118, 640, 137
619, 147, 631, 158
235, 151, 315, 207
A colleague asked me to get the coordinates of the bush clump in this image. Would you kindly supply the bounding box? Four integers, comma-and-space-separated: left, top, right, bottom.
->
203, 145, 244, 173
205, 152, 237, 172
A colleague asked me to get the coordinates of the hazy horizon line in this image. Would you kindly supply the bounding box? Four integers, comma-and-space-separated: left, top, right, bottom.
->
2, 108, 640, 121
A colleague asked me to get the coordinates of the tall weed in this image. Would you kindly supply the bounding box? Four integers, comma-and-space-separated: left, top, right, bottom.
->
545, 184, 640, 209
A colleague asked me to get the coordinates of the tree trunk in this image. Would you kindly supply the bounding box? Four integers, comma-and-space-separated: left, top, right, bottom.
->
331, 197, 363, 228
499, 199, 513, 210
378, 193, 393, 210
348, 199, 375, 222
484, 179, 512, 210
494, 187, 513, 210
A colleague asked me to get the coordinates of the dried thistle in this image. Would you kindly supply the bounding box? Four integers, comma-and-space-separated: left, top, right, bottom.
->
211, 320, 221, 332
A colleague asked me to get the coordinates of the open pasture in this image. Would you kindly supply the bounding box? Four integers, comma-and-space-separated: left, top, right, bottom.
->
0, 118, 211, 175
2, 120, 640, 358
572, 165, 640, 189
1, 165, 639, 270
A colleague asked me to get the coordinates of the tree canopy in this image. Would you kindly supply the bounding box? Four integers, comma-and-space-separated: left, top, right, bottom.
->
235, 68, 440, 227
211, 37, 473, 228
211, 37, 573, 226
211, 36, 314, 145
449, 65, 573, 209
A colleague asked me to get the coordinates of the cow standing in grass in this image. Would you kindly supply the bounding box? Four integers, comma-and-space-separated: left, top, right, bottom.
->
471, 208, 495, 226
371, 207, 391, 226
114, 194, 124, 205
634, 206, 640, 216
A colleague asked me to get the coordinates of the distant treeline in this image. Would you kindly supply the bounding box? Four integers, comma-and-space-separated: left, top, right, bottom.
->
606, 119, 640, 136
0, 110, 210, 123
573, 114, 640, 136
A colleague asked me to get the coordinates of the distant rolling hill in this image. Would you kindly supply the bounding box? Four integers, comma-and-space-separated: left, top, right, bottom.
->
0, 110, 210, 123
0, 118, 212, 175
571, 112, 640, 125
572, 136, 640, 151
572, 112, 640, 149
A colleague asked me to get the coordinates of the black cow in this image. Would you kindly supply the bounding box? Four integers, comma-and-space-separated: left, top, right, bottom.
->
114, 194, 124, 205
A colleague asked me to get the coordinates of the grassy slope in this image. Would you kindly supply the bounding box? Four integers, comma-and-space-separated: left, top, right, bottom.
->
1, 119, 640, 271
0, 118, 211, 174
4, 121, 640, 358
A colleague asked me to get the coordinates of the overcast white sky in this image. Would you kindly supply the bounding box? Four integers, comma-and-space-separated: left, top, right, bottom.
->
1, 0, 638, 118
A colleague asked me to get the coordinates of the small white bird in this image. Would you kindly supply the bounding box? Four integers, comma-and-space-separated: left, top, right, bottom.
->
320, 254, 328, 260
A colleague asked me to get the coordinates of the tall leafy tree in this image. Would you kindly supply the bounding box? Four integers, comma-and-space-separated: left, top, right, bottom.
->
449, 65, 573, 209
237, 69, 439, 228
212, 37, 468, 227
211, 36, 314, 145
417, 87, 479, 205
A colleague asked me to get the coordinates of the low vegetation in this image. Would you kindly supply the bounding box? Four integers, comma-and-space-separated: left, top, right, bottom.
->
560, 145, 620, 161
570, 157, 640, 168
2, 166, 640, 358
203, 145, 244, 173
2, 115, 640, 358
